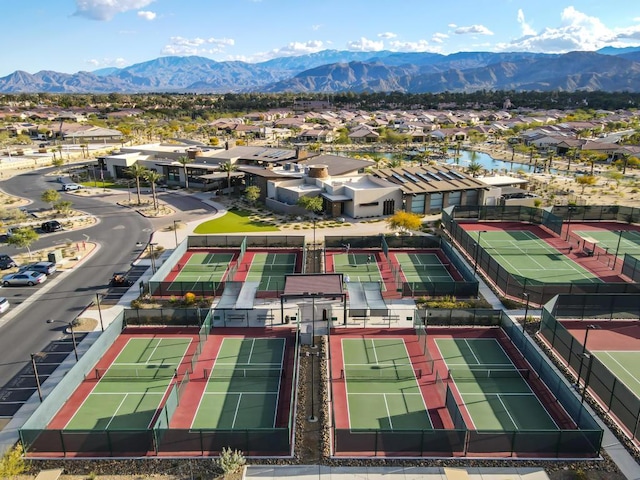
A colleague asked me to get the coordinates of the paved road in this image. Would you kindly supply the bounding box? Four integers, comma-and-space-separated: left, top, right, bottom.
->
0, 168, 154, 391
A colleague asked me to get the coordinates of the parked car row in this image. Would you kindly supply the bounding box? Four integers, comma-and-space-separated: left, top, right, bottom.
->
2, 271, 47, 286
4, 221, 63, 238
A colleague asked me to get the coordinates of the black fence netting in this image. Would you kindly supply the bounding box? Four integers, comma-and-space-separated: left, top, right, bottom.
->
444, 208, 640, 305
552, 205, 640, 224
550, 293, 640, 320
124, 308, 205, 326
539, 304, 640, 443
622, 254, 640, 283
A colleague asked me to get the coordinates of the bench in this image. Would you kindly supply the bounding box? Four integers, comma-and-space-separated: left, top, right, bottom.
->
35, 469, 64, 480
584, 248, 595, 257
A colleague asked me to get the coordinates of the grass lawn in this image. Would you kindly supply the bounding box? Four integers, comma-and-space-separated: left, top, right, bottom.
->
194, 208, 279, 233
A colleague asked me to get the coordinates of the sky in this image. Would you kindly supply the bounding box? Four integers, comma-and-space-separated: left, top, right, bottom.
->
2, 0, 640, 77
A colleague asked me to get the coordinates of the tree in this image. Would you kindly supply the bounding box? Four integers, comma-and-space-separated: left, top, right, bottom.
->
177, 156, 190, 189
6, 227, 39, 259
297, 195, 323, 215
125, 163, 148, 205
52, 157, 64, 170
53, 200, 72, 214
386, 210, 422, 234
219, 161, 237, 195
144, 169, 163, 211
244, 185, 260, 205
466, 161, 483, 177
41, 189, 60, 210
575, 175, 597, 194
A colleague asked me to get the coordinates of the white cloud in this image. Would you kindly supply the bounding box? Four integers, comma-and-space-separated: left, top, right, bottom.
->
74, 0, 155, 21
389, 40, 440, 53
86, 57, 127, 69
517, 9, 536, 36
496, 6, 640, 53
431, 32, 448, 44
454, 25, 494, 36
448, 23, 457, 28
312, 24, 322, 31
346, 37, 384, 51
378, 32, 397, 39
244, 40, 326, 62
137, 10, 156, 20
162, 36, 235, 56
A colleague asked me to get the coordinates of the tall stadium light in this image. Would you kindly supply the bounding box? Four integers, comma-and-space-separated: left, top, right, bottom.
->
576, 325, 600, 388
173, 220, 182, 248
31, 353, 43, 402
565, 206, 576, 241
47, 319, 78, 361
522, 292, 530, 333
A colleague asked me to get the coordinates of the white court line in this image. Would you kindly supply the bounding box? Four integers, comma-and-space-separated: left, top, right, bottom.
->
463, 339, 481, 365
341, 338, 353, 429
400, 339, 433, 429
343, 362, 412, 366
600, 352, 640, 393
104, 394, 129, 430
91, 392, 164, 395
496, 394, 519, 430
370, 339, 380, 364
272, 338, 286, 428
348, 392, 424, 395
382, 393, 394, 430
231, 393, 243, 429
247, 338, 256, 364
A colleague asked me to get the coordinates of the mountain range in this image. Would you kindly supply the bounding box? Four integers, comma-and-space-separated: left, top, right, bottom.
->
2, 48, 640, 94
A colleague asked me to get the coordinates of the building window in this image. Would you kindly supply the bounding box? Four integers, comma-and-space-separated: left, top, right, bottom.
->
359, 201, 379, 207
448, 191, 461, 207
429, 193, 443, 213
167, 166, 180, 182
411, 194, 425, 214
466, 190, 478, 206
383, 199, 395, 215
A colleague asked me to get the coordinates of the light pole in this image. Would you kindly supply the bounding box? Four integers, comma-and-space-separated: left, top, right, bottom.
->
581, 353, 593, 405
576, 324, 600, 388
149, 242, 158, 274
96, 293, 104, 332
173, 220, 182, 248
565, 206, 576, 241
473, 230, 487, 275
46, 319, 78, 361
127, 180, 131, 203
522, 292, 530, 333
612, 229, 625, 270
31, 353, 43, 402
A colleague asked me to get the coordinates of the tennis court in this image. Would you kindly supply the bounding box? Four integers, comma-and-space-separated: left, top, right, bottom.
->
394, 252, 455, 283
173, 252, 234, 283
244, 252, 297, 291
574, 229, 640, 258
333, 253, 384, 284
436, 338, 558, 430
593, 351, 640, 398
192, 337, 285, 429
341, 338, 431, 430
477, 230, 599, 284
64, 337, 191, 430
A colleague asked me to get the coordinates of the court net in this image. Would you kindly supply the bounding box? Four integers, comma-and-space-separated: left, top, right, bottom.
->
448, 368, 530, 381
341, 365, 422, 381
484, 247, 571, 255
245, 264, 296, 272
178, 264, 227, 273
205, 367, 283, 379
94, 364, 178, 380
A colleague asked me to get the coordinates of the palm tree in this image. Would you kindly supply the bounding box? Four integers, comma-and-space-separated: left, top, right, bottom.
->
467, 161, 483, 177
144, 169, 163, 211
125, 163, 148, 205
219, 161, 237, 195
177, 156, 190, 189
566, 147, 579, 173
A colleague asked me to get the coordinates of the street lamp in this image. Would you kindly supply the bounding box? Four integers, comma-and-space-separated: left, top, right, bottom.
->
612, 229, 625, 270
96, 293, 104, 332
173, 220, 182, 248
30, 353, 44, 402
581, 353, 594, 405
473, 230, 487, 275
576, 324, 600, 388
522, 292, 530, 333
46, 319, 78, 361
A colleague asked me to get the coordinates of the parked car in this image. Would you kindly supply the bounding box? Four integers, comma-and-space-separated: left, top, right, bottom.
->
0, 255, 16, 270
62, 183, 84, 191
41, 220, 63, 232
0, 297, 9, 314
18, 261, 57, 276
2, 271, 47, 286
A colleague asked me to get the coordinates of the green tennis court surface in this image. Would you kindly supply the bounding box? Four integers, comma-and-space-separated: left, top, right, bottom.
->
593, 351, 640, 397
192, 337, 285, 429
245, 253, 296, 291
65, 337, 191, 430
476, 230, 599, 284
436, 338, 558, 431
394, 252, 455, 283
333, 253, 384, 284
174, 253, 234, 283
342, 338, 431, 430
574, 230, 640, 258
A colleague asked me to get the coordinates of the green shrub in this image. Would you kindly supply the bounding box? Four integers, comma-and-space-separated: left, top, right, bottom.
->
216, 447, 246, 476
0, 443, 27, 478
